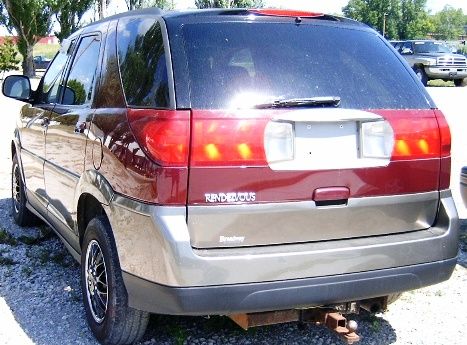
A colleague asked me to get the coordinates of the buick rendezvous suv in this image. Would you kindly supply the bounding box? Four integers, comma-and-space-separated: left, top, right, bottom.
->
3, 8, 459, 345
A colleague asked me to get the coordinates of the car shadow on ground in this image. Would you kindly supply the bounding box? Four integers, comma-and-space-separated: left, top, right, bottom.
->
140, 311, 399, 345
0, 196, 408, 345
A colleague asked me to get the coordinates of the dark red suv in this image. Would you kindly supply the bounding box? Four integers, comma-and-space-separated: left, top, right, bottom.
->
3, 8, 459, 345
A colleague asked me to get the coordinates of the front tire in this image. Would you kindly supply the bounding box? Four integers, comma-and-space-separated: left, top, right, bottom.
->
81, 216, 149, 345
454, 78, 465, 87
414, 67, 428, 86
11, 153, 39, 226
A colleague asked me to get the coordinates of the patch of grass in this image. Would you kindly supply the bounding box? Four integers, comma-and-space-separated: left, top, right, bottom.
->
18, 229, 53, 246
51, 251, 68, 266
17, 235, 41, 245
428, 79, 454, 87
370, 317, 381, 332
21, 266, 33, 277
17, 226, 54, 246
33, 43, 59, 59
203, 315, 237, 332
0, 229, 18, 246
167, 324, 187, 345
37, 249, 50, 265
26, 247, 71, 267
38, 225, 53, 237
459, 228, 467, 252
0, 256, 16, 266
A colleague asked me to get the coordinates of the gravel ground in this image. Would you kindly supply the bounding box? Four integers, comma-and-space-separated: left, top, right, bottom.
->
0, 88, 466, 345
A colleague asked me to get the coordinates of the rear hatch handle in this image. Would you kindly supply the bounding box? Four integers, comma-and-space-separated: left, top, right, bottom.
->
313, 187, 350, 207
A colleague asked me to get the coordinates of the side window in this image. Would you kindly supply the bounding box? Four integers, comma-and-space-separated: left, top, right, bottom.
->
40, 51, 69, 104
63, 35, 101, 106
117, 19, 169, 108
401, 42, 413, 53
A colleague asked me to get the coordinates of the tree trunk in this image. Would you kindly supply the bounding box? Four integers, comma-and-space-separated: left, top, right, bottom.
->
18, 41, 35, 77
99, 0, 107, 19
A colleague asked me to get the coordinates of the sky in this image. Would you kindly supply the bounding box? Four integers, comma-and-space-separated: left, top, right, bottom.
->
128, 0, 467, 15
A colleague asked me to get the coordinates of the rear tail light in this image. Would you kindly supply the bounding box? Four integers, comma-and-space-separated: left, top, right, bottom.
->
248, 9, 324, 18
434, 109, 451, 189
127, 109, 190, 167
191, 111, 268, 167
388, 117, 441, 160
361, 121, 394, 159
264, 121, 294, 164
434, 110, 451, 158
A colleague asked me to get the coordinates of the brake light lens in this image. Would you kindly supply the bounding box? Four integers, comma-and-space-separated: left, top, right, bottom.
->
389, 117, 441, 160
191, 111, 268, 167
248, 9, 324, 18
434, 109, 451, 157
127, 109, 190, 167
434, 109, 451, 189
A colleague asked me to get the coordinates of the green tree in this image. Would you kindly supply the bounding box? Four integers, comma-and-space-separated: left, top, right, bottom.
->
399, 0, 432, 39
52, 0, 95, 42
67, 79, 86, 105
343, 0, 401, 39
433, 5, 465, 40
0, 37, 20, 78
0, 0, 54, 76
195, 0, 263, 8
126, 0, 173, 10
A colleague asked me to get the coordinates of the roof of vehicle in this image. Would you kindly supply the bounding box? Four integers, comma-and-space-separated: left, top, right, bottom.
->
87, 7, 363, 27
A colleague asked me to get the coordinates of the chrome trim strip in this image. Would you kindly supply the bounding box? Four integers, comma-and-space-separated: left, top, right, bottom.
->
270, 108, 383, 123
189, 191, 439, 213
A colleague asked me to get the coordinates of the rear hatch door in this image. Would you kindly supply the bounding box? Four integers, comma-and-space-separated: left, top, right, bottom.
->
171, 16, 445, 248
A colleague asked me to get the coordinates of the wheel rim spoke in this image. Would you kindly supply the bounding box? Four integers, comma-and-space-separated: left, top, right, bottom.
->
85, 240, 108, 324
12, 164, 21, 213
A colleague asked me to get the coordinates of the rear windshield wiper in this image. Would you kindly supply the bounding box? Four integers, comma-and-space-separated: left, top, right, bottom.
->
253, 96, 341, 109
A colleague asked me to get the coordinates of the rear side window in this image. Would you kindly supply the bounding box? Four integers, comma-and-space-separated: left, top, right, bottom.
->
180, 23, 430, 109
117, 18, 169, 108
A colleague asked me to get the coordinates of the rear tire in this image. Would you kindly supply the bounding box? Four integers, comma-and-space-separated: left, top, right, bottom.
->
81, 216, 149, 345
11, 153, 40, 226
414, 67, 428, 86
454, 79, 464, 87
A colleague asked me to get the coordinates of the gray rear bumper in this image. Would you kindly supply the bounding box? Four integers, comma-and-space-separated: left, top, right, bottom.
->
123, 257, 457, 315
107, 190, 459, 314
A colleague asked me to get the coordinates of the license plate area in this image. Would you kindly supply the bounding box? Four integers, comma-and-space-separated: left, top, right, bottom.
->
266, 109, 393, 171
295, 121, 358, 170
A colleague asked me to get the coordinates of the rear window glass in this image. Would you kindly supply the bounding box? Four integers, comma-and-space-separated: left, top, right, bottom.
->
117, 18, 169, 108
180, 23, 430, 109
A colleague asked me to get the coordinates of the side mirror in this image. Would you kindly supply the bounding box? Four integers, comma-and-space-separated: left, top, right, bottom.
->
2, 75, 32, 101
401, 48, 413, 55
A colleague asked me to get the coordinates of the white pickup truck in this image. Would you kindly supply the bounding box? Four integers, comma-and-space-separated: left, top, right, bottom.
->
393, 40, 467, 86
